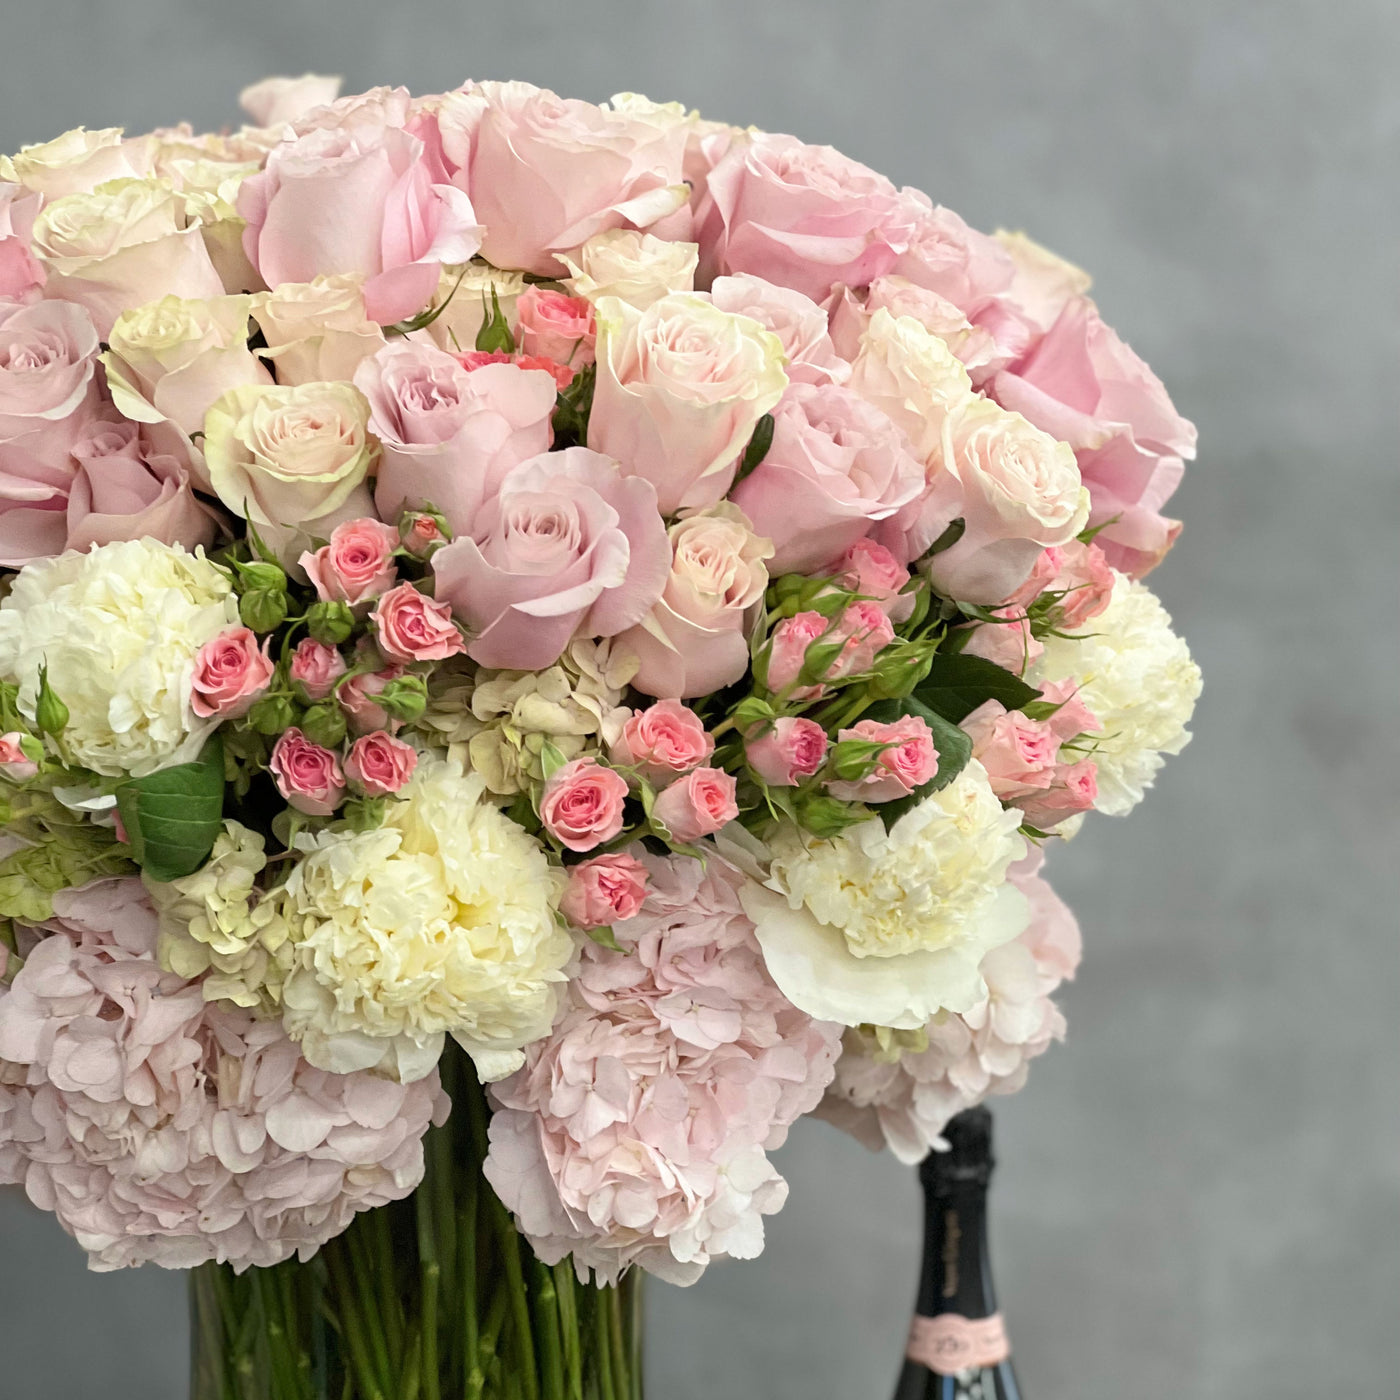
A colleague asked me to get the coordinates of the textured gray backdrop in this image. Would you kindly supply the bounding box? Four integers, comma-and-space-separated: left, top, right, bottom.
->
0, 2, 1394, 1396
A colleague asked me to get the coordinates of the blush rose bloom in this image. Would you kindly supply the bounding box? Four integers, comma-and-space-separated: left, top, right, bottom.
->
991, 297, 1197, 577
729, 381, 924, 573
889, 198, 1017, 324
558, 852, 650, 929
610, 700, 714, 785
561, 229, 699, 312
356, 341, 557, 534
826, 715, 939, 803
833, 539, 913, 619
961, 610, 1044, 677
539, 756, 630, 853
251, 275, 386, 385
289, 637, 347, 700
431, 447, 669, 671
270, 728, 346, 816
300, 518, 399, 605
371, 582, 467, 663
338, 664, 405, 736
961, 702, 1060, 804
745, 717, 828, 787
1016, 758, 1098, 831
238, 73, 344, 128
6, 127, 152, 199
709, 272, 849, 386
344, 731, 418, 797
651, 766, 738, 844
587, 292, 788, 514
697, 131, 920, 301
238, 113, 482, 325
189, 626, 275, 719
616, 503, 773, 700
515, 287, 596, 367
450, 82, 690, 277
0, 183, 46, 302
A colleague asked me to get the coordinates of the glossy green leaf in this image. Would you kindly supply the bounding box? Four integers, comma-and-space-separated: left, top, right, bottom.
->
115, 735, 225, 883
914, 653, 1040, 723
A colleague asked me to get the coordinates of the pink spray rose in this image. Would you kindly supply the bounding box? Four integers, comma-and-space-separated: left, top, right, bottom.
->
515, 286, 596, 367
1003, 545, 1065, 612
697, 132, 920, 302
300, 517, 399, 606
344, 731, 418, 797
833, 538, 913, 619
651, 766, 739, 844
539, 757, 630, 853
400, 510, 449, 558
991, 297, 1196, 577
611, 700, 715, 785
765, 611, 833, 699
289, 637, 348, 700
357, 341, 557, 535
826, 715, 939, 803
707, 273, 848, 386
1049, 538, 1115, 628
189, 627, 275, 719
0, 732, 38, 782
269, 728, 346, 815
729, 381, 924, 574
0, 183, 46, 302
371, 582, 467, 664
829, 600, 896, 677
745, 717, 828, 787
961, 701, 1060, 804
338, 664, 405, 735
431, 447, 670, 671
238, 107, 483, 325
960, 609, 1044, 676
451, 81, 690, 277
1016, 758, 1098, 830
558, 852, 650, 929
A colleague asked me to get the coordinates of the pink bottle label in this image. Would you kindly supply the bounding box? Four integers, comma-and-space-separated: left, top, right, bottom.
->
906, 1313, 1010, 1375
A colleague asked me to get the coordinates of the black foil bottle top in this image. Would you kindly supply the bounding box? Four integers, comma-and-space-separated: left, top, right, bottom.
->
921, 1105, 995, 1193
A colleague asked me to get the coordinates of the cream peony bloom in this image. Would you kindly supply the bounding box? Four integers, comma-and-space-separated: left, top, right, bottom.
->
0, 540, 236, 777
1033, 571, 1201, 815
561, 228, 699, 310
275, 755, 571, 1083
742, 761, 1028, 1028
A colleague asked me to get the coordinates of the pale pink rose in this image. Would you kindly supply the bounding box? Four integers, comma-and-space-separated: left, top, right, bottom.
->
289, 637, 347, 700
189, 627, 275, 719
991, 297, 1196, 577
833, 538, 913, 619
1051, 538, 1115, 628
6, 129, 152, 200
451, 82, 689, 276
1016, 759, 1098, 830
587, 291, 788, 514
890, 198, 1017, 322
989, 231, 1093, 343
357, 341, 557, 534
300, 517, 399, 606
611, 700, 714, 785
239, 74, 344, 128
730, 381, 924, 573
338, 664, 405, 735
371, 582, 466, 664
539, 757, 630, 853
344, 731, 418, 796
708, 272, 848, 385
961, 701, 1059, 803
1003, 545, 1066, 611
558, 853, 650, 929
269, 728, 346, 815
0, 731, 38, 782
431, 447, 669, 671
1034, 677, 1099, 745
765, 610, 832, 698
828, 600, 896, 677
826, 715, 939, 803
618, 504, 772, 700
516, 287, 596, 367
238, 111, 483, 325
64, 420, 219, 556
651, 766, 738, 843
0, 184, 46, 302
745, 716, 828, 787
697, 132, 920, 301
961, 610, 1044, 676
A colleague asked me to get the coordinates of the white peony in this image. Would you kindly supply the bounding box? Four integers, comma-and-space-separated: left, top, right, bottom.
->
0, 539, 236, 777
275, 754, 571, 1084
742, 761, 1028, 1028
1033, 571, 1201, 815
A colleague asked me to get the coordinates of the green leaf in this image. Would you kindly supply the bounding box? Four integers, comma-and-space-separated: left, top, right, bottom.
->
923, 516, 966, 557
914, 653, 1040, 724
115, 735, 225, 883
733, 413, 775, 485
585, 924, 622, 952
539, 741, 569, 783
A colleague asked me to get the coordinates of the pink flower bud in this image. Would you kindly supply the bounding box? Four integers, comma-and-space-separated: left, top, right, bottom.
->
189, 627, 275, 719
766, 611, 832, 697
745, 717, 828, 787
825, 715, 939, 803
371, 583, 467, 664
834, 538, 912, 619
338, 665, 405, 736
611, 700, 714, 785
540, 757, 630, 853
269, 728, 345, 816
0, 731, 38, 782
289, 638, 349, 701
300, 518, 399, 606
651, 766, 739, 844
559, 853, 650, 929
1016, 759, 1099, 829
828, 600, 895, 678
344, 732, 418, 797
516, 286, 596, 367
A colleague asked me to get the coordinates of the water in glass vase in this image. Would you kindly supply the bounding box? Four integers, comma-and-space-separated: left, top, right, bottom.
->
189, 1043, 642, 1400
893, 1107, 1021, 1400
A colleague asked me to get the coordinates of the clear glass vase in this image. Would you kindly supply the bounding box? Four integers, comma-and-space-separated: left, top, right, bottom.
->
189, 1046, 642, 1400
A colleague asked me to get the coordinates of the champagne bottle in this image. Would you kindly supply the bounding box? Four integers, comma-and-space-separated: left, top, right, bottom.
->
892, 1107, 1023, 1400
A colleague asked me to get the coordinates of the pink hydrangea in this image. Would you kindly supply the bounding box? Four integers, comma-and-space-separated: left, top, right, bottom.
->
816, 852, 1081, 1163
0, 880, 446, 1271
484, 851, 842, 1285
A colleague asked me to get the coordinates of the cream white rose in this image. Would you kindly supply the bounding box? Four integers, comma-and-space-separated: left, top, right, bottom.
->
561, 229, 699, 310
5, 126, 152, 197
251, 274, 387, 384
160, 154, 265, 295
415, 262, 526, 355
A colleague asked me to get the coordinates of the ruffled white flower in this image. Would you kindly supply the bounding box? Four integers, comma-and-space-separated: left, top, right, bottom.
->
1033, 571, 1201, 815
0, 540, 236, 777
742, 761, 1028, 1028
275, 755, 571, 1084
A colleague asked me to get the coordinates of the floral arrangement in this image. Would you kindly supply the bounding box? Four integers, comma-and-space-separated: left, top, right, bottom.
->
0, 69, 1200, 1348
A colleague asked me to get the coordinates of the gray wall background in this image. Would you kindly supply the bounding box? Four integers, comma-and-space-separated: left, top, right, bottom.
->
0, 1, 1394, 1396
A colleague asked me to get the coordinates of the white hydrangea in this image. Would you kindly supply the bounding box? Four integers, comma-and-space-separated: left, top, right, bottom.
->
0, 540, 236, 777
1034, 571, 1202, 815
275, 754, 571, 1084
742, 762, 1028, 1028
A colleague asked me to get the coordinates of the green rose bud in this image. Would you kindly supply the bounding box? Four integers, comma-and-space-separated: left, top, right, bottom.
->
829, 737, 890, 783
247, 694, 300, 736
240, 588, 288, 634
730, 697, 776, 730
300, 701, 348, 749
375, 675, 428, 723
233, 558, 288, 594
17, 734, 44, 764
867, 647, 933, 700
33, 665, 68, 737
307, 600, 356, 645
341, 795, 387, 833
797, 637, 846, 688
793, 793, 866, 839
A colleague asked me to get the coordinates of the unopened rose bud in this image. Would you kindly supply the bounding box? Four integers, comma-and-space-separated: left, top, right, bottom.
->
34, 666, 68, 737
306, 599, 355, 645
300, 701, 348, 750
375, 674, 428, 723
399, 509, 451, 558
247, 693, 300, 736
234, 559, 288, 594
793, 793, 864, 838
240, 588, 288, 634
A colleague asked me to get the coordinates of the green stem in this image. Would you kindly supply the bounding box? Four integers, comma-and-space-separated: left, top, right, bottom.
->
324, 1242, 389, 1400
531, 1261, 566, 1400
592, 1288, 614, 1400
607, 1285, 629, 1400
416, 1184, 442, 1400
495, 1202, 540, 1400
552, 1263, 582, 1400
